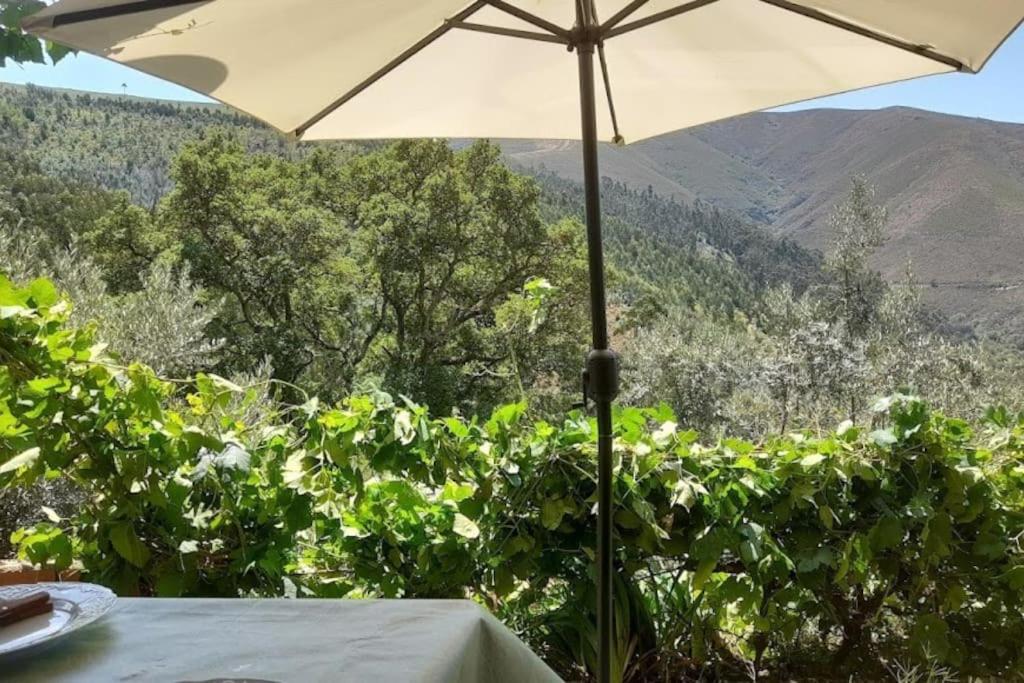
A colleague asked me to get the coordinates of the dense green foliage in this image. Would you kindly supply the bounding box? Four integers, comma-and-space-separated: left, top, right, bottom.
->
0, 83, 327, 207
4, 279, 1024, 681
1, 82, 820, 338
3, 82, 1024, 681
0, 87, 593, 412
0, 147, 119, 246
540, 173, 822, 317
148, 134, 589, 409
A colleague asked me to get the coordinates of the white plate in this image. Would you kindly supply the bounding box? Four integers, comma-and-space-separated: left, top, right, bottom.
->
0, 583, 116, 658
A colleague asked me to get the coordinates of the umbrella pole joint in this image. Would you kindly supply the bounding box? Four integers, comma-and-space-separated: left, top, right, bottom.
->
569, 24, 604, 50
585, 349, 620, 403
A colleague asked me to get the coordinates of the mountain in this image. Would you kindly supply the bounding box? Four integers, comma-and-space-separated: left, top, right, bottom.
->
504, 107, 1024, 346
4, 81, 1021, 345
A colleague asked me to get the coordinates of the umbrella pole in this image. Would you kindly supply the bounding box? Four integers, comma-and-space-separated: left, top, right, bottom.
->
576, 22, 619, 683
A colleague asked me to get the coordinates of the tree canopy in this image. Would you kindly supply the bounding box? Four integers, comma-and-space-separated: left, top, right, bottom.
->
81, 133, 590, 412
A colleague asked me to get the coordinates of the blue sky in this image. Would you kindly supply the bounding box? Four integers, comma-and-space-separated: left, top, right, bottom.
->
2, 26, 1022, 124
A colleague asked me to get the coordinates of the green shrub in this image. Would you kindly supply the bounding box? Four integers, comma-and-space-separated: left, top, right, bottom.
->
3, 276, 1024, 680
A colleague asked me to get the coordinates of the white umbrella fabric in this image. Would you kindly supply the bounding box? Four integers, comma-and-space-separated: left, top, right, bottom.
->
25, 2, 1023, 680
22, 1, 1023, 142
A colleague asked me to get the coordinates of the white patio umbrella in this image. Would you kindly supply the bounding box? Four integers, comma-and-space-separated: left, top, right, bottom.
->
24, 2, 1023, 680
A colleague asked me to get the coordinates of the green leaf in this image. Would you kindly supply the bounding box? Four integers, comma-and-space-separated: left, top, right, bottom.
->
818, 504, 835, 530
15, 524, 71, 570
1004, 565, 1024, 591
502, 535, 534, 559
27, 278, 58, 307
542, 498, 568, 530
486, 402, 526, 434
972, 532, 1004, 560
452, 513, 480, 539
692, 557, 718, 593
442, 480, 475, 503
870, 429, 898, 447
178, 540, 200, 554
341, 525, 370, 539
911, 614, 950, 661
738, 523, 764, 565
672, 479, 702, 511
26, 376, 62, 395
617, 509, 646, 534
870, 516, 903, 551
494, 565, 515, 597
652, 421, 677, 445
283, 451, 309, 489
443, 417, 470, 439
320, 409, 360, 432
0, 304, 28, 319
155, 571, 185, 597
215, 443, 251, 473
109, 523, 151, 568
393, 410, 415, 445
943, 584, 968, 611
740, 539, 762, 565
1, 447, 40, 474
45, 41, 75, 64
923, 513, 952, 559
799, 453, 826, 469
796, 547, 833, 573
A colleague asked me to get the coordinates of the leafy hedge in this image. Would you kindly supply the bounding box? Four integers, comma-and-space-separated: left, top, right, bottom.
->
3, 275, 1024, 680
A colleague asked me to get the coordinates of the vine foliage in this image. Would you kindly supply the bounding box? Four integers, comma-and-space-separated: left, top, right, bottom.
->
3, 276, 1024, 680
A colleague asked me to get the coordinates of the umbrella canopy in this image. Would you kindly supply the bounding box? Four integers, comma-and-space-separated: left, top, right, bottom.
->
23, 1, 1021, 144
24, 3, 1023, 682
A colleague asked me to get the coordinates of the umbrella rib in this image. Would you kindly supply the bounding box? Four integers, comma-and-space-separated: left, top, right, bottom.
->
481, 0, 572, 39
758, 0, 969, 72
603, 0, 720, 39
448, 21, 570, 45
588, 0, 624, 144
293, 1, 489, 138
597, 43, 624, 144
39, 0, 202, 28
599, 0, 651, 34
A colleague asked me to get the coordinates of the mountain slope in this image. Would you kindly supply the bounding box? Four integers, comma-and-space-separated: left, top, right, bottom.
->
507, 107, 1024, 346
4, 81, 1019, 344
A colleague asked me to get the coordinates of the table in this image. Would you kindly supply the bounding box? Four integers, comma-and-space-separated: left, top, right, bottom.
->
4, 598, 562, 682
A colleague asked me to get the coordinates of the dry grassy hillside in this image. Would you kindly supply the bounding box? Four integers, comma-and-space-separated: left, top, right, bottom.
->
506, 107, 1024, 345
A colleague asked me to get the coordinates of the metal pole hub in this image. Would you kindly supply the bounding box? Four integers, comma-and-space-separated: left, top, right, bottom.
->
587, 348, 620, 402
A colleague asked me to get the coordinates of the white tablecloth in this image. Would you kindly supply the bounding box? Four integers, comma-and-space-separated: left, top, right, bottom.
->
4, 598, 562, 682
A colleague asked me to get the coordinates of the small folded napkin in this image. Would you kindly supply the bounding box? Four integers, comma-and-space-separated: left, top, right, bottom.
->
0, 590, 53, 628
